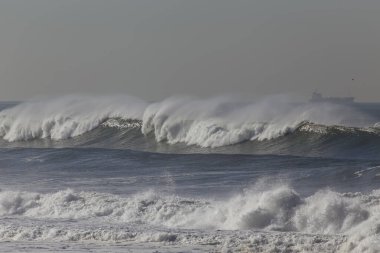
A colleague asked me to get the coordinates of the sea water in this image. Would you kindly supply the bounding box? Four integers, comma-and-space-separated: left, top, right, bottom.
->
0, 95, 379, 252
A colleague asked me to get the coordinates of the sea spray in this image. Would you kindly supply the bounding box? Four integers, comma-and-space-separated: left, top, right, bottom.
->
0, 95, 371, 146
0, 95, 146, 141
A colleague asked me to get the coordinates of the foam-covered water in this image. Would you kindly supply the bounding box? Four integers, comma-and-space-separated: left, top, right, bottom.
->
0, 187, 377, 252
1, 96, 380, 252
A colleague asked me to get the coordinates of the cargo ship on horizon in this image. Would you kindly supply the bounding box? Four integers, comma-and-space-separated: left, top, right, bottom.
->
310, 92, 355, 104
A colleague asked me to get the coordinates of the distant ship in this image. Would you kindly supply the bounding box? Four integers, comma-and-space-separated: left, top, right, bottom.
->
310, 92, 355, 104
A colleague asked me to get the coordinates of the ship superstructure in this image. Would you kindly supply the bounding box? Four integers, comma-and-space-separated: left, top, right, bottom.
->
310, 92, 355, 104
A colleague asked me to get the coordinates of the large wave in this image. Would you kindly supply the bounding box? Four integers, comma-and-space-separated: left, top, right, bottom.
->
0, 95, 146, 142
0, 95, 379, 157
0, 185, 379, 252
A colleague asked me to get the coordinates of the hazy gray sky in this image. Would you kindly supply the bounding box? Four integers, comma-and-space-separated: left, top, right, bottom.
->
0, 0, 380, 101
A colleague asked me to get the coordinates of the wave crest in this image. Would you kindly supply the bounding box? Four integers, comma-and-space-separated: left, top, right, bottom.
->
141, 96, 370, 147
0, 95, 146, 142
0, 95, 376, 151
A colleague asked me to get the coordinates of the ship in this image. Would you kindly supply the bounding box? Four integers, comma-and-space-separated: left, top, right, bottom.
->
310, 92, 355, 104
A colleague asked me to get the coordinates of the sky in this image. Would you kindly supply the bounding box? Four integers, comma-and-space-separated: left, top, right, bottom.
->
0, 0, 380, 102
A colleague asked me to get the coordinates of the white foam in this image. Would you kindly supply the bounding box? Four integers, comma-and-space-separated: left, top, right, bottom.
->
0, 222, 345, 252
0, 95, 370, 147
0, 186, 379, 252
0, 95, 146, 141
142, 95, 365, 147
0, 186, 376, 233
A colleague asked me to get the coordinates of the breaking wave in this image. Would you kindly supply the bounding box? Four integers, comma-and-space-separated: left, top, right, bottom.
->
0, 185, 379, 252
0, 95, 146, 142
0, 95, 379, 158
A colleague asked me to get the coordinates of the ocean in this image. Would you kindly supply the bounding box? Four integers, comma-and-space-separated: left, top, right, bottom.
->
0, 95, 379, 252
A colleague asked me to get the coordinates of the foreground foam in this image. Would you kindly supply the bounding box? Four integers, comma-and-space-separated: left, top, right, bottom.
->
0, 186, 377, 233
0, 186, 379, 252
0, 221, 346, 253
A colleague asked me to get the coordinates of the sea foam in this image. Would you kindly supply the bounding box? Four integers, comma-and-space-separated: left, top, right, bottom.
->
0, 185, 379, 252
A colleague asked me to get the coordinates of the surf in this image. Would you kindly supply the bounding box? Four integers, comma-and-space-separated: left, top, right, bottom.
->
0, 95, 379, 159
0, 185, 378, 252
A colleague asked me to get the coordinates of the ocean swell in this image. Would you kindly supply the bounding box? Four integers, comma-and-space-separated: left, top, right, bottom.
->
0, 95, 378, 157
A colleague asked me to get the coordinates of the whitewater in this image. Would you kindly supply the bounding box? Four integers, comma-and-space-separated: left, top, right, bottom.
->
0, 95, 380, 252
